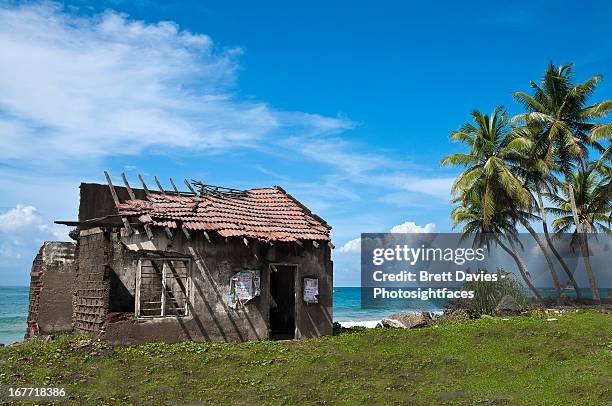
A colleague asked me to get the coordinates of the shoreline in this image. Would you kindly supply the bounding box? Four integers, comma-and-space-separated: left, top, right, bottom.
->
338, 319, 380, 328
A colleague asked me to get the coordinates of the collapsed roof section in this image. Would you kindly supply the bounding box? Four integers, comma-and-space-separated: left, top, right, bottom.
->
112, 177, 331, 243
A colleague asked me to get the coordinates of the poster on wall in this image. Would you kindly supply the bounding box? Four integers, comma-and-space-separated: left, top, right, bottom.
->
229, 270, 261, 308
235, 272, 253, 300
303, 278, 319, 304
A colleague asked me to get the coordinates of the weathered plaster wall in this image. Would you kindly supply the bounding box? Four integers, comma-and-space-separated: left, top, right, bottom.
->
26, 242, 77, 338
102, 227, 332, 344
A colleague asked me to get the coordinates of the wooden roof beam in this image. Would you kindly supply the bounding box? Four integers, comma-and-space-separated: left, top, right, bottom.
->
154, 176, 166, 195
104, 171, 133, 235
138, 174, 151, 196
121, 172, 136, 200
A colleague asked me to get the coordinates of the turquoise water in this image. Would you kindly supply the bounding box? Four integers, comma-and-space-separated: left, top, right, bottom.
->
333, 287, 444, 322
0, 286, 29, 345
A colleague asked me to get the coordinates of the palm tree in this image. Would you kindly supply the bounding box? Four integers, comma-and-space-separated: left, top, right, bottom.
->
441, 107, 529, 222
511, 123, 582, 298
451, 192, 542, 299
441, 107, 561, 299
546, 167, 611, 300
513, 62, 612, 302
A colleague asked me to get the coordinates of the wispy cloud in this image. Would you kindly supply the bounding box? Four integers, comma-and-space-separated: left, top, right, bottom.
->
0, 2, 352, 169
292, 136, 454, 203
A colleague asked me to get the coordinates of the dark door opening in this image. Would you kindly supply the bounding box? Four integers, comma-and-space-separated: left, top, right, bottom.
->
269, 265, 296, 339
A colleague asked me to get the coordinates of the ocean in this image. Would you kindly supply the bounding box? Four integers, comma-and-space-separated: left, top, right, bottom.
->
0, 287, 29, 345
0, 286, 606, 344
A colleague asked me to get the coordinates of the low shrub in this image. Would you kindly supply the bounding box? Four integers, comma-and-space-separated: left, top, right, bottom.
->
450, 268, 528, 317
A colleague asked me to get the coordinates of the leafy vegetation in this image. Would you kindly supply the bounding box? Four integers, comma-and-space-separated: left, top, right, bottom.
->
451, 268, 529, 317
0, 311, 610, 405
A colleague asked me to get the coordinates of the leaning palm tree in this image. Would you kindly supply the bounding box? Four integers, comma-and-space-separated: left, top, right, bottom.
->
511, 122, 582, 298
546, 167, 612, 300
513, 63, 612, 301
451, 191, 542, 299
441, 107, 562, 298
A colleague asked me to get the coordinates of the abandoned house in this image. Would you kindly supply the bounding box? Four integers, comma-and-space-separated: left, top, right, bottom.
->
25, 173, 333, 344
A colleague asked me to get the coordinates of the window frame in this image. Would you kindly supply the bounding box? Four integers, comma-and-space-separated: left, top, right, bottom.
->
135, 257, 191, 319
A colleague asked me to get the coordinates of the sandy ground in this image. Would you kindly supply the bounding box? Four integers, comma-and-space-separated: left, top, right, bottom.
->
338, 320, 380, 328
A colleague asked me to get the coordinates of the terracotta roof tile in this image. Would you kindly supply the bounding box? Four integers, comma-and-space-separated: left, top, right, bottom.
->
117, 187, 330, 242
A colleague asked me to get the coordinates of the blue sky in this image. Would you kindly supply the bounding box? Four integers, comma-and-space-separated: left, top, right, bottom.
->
0, 0, 611, 286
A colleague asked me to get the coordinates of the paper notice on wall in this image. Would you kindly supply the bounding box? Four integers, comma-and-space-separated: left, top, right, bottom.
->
230, 270, 261, 308
303, 278, 319, 303
235, 272, 253, 301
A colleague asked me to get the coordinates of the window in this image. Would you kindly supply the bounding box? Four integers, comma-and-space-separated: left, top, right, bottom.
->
136, 258, 190, 318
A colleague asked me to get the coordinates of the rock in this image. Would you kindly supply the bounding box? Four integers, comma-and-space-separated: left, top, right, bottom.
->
436, 308, 470, 323
495, 295, 520, 316
380, 312, 434, 329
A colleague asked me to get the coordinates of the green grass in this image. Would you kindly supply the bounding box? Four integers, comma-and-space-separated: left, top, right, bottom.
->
1, 310, 610, 405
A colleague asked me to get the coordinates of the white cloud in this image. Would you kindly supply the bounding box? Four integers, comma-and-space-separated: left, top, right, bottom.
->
0, 3, 352, 168
0, 205, 40, 232
338, 221, 437, 253
389, 221, 436, 234
0, 204, 69, 241
339, 237, 361, 253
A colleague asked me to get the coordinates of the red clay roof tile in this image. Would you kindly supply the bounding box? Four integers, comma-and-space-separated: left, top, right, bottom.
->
117, 187, 330, 242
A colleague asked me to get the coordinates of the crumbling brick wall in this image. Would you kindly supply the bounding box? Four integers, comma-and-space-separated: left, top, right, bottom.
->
25, 242, 77, 339
73, 228, 111, 334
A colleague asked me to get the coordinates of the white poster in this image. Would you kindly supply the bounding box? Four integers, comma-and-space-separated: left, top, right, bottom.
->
230, 270, 261, 308
303, 278, 319, 303
235, 272, 253, 300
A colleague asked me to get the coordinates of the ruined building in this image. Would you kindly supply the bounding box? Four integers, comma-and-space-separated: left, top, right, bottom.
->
26, 174, 333, 344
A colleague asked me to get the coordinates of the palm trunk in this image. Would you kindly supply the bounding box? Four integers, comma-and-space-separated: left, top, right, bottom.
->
567, 182, 600, 302
520, 218, 561, 301
580, 231, 599, 302
494, 235, 542, 300
536, 190, 582, 298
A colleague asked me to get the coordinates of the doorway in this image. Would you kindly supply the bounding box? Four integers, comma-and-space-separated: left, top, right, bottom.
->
269, 264, 296, 339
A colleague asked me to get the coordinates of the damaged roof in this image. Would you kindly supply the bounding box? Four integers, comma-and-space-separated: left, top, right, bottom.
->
116, 186, 331, 242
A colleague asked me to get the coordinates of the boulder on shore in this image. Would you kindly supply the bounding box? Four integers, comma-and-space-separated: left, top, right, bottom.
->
495, 295, 520, 316
377, 312, 435, 329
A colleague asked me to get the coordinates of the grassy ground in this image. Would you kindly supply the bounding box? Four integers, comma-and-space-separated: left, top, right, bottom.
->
0, 310, 610, 405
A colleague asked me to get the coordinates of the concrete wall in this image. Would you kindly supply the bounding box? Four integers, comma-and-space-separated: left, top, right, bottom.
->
101, 227, 333, 344
26, 242, 77, 338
